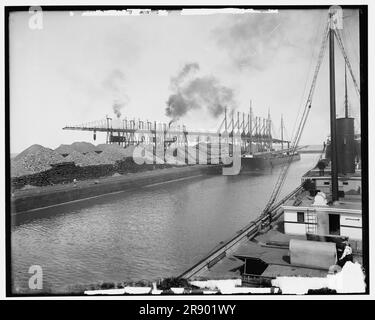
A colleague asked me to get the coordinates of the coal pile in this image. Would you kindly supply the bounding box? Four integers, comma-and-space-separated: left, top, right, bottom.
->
11, 144, 66, 177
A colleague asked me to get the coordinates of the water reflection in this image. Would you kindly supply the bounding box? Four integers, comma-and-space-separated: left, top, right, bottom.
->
11, 154, 319, 293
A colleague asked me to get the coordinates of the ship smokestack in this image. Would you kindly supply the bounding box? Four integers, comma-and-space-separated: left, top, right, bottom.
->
336, 117, 355, 174
335, 60, 355, 175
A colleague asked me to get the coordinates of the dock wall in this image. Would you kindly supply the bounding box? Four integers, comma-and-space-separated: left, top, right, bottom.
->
11, 165, 221, 215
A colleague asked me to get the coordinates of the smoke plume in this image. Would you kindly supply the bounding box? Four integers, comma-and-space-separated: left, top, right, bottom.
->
113, 100, 125, 118
212, 11, 321, 71
166, 63, 236, 120
103, 69, 129, 118
170, 62, 200, 90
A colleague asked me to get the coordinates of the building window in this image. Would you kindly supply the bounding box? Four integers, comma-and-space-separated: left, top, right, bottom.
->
324, 182, 330, 185
297, 212, 305, 223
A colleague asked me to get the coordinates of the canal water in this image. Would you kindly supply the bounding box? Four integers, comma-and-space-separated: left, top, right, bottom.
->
11, 154, 319, 293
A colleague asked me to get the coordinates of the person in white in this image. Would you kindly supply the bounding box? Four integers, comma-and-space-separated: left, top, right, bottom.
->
338, 241, 353, 267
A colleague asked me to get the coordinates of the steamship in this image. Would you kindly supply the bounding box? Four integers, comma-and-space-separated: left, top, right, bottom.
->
240, 149, 301, 172
224, 112, 301, 173
221, 144, 301, 174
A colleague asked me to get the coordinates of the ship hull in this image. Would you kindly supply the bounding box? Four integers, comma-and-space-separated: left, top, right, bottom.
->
239, 153, 301, 172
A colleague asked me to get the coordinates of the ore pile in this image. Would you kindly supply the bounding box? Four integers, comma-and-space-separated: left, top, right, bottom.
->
84, 151, 110, 165
11, 144, 65, 177
55, 143, 135, 166
96, 144, 133, 164
12, 142, 139, 178
69, 142, 97, 154
54, 144, 76, 156
63, 150, 100, 167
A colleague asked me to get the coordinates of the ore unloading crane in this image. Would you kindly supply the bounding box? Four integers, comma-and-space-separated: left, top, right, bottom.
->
63, 109, 291, 153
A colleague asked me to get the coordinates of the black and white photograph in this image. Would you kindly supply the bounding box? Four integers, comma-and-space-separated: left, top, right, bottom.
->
2, 1, 372, 302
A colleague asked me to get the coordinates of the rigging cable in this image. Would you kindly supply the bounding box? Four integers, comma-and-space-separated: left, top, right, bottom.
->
261, 17, 330, 216
334, 28, 361, 97
336, 26, 361, 134
342, 21, 360, 67
289, 11, 325, 143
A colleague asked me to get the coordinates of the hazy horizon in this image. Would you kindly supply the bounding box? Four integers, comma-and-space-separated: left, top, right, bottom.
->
9, 8, 361, 153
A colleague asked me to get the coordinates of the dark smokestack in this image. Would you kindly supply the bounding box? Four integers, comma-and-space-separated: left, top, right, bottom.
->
168, 119, 175, 128
336, 117, 355, 174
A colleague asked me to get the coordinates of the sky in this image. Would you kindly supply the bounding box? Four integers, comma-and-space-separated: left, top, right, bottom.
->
9, 8, 360, 153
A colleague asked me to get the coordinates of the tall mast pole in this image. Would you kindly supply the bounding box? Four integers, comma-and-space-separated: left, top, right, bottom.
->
249, 100, 252, 154
237, 111, 240, 132
224, 107, 227, 132
255, 117, 258, 150
231, 110, 234, 155
329, 13, 339, 202
344, 64, 349, 118
281, 114, 284, 150
268, 108, 272, 150
263, 118, 266, 151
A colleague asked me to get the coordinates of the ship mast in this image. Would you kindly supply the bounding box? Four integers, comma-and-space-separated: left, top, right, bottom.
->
281, 114, 284, 150
329, 12, 339, 202
268, 108, 272, 151
344, 64, 349, 118
249, 100, 252, 154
